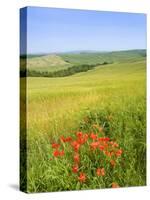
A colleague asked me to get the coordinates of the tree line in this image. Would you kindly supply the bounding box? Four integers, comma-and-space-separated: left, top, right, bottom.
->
20, 62, 109, 78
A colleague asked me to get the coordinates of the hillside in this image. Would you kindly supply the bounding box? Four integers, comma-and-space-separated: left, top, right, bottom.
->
20, 50, 146, 76
59, 49, 146, 65
21, 54, 72, 72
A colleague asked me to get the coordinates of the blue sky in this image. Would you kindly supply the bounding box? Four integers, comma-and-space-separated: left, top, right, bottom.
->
20, 7, 146, 54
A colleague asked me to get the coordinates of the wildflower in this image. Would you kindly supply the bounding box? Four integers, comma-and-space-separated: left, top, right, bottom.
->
110, 141, 119, 148
110, 159, 116, 167
72, 165, 78, 173
71, 141, 80, 152
102, 141, 109, 148
104, 151, 112, 157
74, 153, 80, 163
116, 149, 123, 157
51, 143, 60, 149
90, 133, 98, 140
112, 182, 120, 188
59, 150, 64, 156
99, 145, 104, 151
78, 172, 86, 182
99, 137, 110, 142
77, 134, 88, 144
103, 137, 110, 142
101, 168, 105, 176
53, 150, 64, 157
90, 141, 99, 150
53, 150, 60, 157
76, 132, 83, 138
113, 142, 119, 148
96, 168, 105, 176
60, 136, 72, 142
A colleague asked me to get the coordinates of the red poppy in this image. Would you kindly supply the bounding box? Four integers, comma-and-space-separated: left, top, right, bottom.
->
110, 159, 116, 167
112, 182, 120, 188
71, 141, 80, 152
116, 149, 123, 157
51, 143, 60, 149
99, 137, 110, 142
96, 168, 105, 176
103, 137, 110, 142
77, 134, 88, 144
53, 150, 60, 157
90, 141, 99, 150
72, 165, 78, 173
76, 132, 83, 138
104, 151, 112, 157
96, 168, 101, 176
99, 145, 105, 151
53, 150, 64, 157
113, 142, 119, 148
59, 150, 64, 156
90, 133, 98, 140
78, 172, 86, 182
74, 153, 80, 163
101, 168, 105, 176
60, 136, 72, 142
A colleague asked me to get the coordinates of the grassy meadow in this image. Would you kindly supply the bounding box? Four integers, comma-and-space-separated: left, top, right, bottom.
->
20, 51, 146, 193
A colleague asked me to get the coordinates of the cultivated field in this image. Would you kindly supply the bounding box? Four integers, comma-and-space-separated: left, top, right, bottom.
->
20, 51, 146, 192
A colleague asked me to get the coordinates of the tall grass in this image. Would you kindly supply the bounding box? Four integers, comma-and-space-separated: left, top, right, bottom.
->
21, 59, 146, 192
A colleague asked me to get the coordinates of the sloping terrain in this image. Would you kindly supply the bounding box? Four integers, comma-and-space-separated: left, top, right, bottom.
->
59, 49, 146, 65
26, 54, 72, 72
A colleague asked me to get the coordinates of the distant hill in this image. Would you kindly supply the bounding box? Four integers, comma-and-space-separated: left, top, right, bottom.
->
20, 49, 146, 73
20, 54, 72, 72
59, 49, 146, 65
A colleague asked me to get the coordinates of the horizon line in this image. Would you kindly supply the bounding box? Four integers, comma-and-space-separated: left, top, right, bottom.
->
20, 48, 146, 56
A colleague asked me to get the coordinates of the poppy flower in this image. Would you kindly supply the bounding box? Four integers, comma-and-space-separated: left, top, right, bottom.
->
99, 145, 105, 151
112, 182, 120, 188
72, 165, 78, 173
71, 141, 80, 152
113, 142, 119, 148
90, 141, 99, 150
104, 151, 112, 157
76, 132, 83, 138
78, 172, 86, 182
99, 137, 110, 142
96, 168, 105, 176
96, 168, 101, 176
90, 133, 98, 140
53, 150, 64, 157
110, 159, 116, 167
53, 150, 60, 157
59, 150, 64, 156
77, 133, 88, 144
74, 153, 80, 163
60, 136, 72, 142
51, 143, 60, 149
116, 149, 123, 157
101, 168, 105, 176
104, 137, 110, 142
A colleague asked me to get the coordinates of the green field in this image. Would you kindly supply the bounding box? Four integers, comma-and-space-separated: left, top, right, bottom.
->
20, 51, 146, 193
60, 49, 146, 65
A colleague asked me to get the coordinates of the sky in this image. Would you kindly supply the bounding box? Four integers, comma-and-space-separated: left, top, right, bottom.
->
20, 7, 146, 54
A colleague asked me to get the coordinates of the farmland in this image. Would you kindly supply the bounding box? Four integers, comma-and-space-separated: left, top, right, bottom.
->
20, 50, 146, 192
